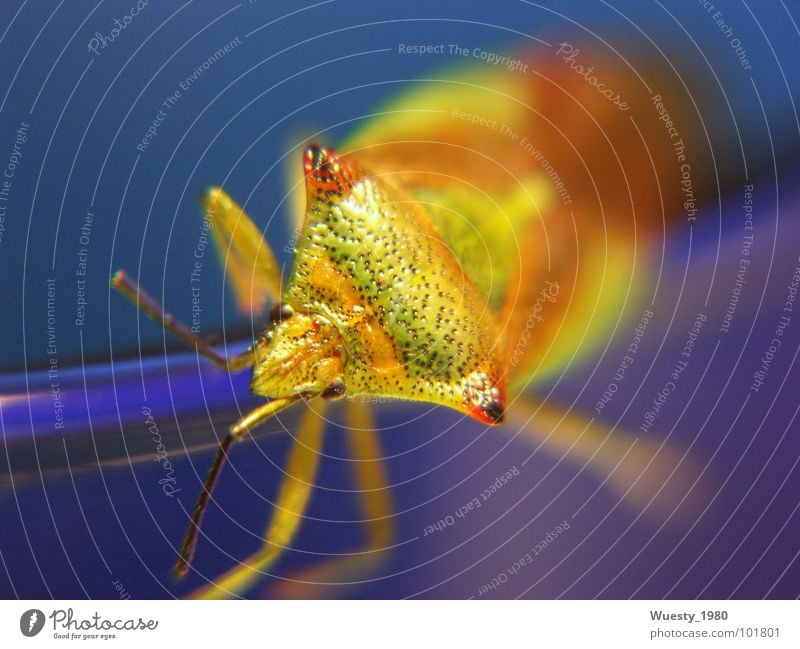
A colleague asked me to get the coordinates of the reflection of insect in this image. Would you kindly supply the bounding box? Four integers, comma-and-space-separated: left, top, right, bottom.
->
113, 47, 717, 598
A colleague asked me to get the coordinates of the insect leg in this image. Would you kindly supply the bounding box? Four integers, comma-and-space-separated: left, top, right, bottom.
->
174, 395, 301, 577
343, 399, 394, 550
265, 399, 395, 598
505, 396, 706, 522
111, 270, 253, 371
186, 401, 327, 599
203, 186, 283, 315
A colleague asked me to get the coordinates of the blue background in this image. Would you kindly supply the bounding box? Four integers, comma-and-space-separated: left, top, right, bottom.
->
1, 0, 799, 599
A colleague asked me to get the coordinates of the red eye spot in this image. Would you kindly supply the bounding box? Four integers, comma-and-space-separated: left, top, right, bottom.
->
465, 373, 506, 425
312, 320, 321, 332
303, 143, 357, 195
467, 399, 505, 425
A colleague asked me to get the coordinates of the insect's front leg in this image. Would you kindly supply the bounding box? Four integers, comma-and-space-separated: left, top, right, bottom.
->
174, 395, 302, 577
111, 270, 254, 372
265, 399, 396, 598
185, 400, 327, 599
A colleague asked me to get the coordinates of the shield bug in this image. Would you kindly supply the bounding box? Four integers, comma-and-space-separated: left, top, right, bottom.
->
113, 46, 718, 598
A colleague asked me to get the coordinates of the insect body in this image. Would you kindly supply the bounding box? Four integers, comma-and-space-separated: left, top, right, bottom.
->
258, 145, 506, 423
113, 47, 720, 598
113, 144, 507, 597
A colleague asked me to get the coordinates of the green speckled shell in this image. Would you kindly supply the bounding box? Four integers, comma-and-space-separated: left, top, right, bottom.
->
283, 147, 505, 423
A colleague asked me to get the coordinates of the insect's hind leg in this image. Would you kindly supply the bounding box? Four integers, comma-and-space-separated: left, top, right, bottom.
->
505, 395, 706, 522
111, 270, 253, 371
265, 399, 395, 598
185, 401, 327, 600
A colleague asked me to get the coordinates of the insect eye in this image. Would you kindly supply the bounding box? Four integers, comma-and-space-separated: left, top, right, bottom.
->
269, 302, 294, 325
321, 379, 346, 401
